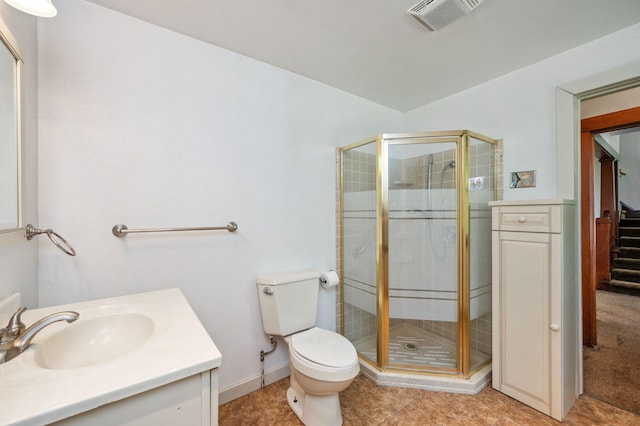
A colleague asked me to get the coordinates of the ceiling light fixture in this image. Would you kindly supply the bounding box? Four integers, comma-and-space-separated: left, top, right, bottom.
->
4, 0, 57, 17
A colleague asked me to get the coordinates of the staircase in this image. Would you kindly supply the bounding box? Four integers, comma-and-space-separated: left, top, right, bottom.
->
610, 217, 640, 294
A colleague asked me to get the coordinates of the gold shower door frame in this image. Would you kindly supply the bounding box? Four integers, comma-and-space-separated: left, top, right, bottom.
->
339, 130, 499, 379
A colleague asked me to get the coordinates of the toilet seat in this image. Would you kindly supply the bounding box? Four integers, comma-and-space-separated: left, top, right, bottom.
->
289, 327, 359, 382
292, 327, 356, 368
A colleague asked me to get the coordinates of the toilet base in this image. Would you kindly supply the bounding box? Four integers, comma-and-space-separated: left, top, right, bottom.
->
287, 377, 343, 426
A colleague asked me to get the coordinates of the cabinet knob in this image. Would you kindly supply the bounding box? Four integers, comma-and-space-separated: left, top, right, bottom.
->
518, 216, 527, 223
550, 323, 559, 331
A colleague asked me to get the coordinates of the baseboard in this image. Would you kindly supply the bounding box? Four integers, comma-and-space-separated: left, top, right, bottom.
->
218, 363, 291, 405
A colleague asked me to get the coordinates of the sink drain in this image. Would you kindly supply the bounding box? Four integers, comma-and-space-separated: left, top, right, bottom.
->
403, 343, 418, 351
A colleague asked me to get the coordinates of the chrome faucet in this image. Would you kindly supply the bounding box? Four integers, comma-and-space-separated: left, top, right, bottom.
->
0, 306, 79, 363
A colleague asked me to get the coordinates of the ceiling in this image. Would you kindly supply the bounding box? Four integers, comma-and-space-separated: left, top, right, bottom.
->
83, 0, 640, 112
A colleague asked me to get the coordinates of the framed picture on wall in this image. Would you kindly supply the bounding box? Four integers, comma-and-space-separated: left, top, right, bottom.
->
510, 170, 536, 188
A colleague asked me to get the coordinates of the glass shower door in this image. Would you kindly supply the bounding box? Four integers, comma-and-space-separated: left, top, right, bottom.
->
385, 139, 459, 373
468, 135, 495, 371
341, 139, 378, 364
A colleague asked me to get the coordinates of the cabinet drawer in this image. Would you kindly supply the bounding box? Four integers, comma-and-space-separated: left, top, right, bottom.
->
492, 205, 561, 233
500, 211, 549, 231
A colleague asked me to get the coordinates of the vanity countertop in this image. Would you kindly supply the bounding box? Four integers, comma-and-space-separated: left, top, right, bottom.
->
0, 288, 222, 425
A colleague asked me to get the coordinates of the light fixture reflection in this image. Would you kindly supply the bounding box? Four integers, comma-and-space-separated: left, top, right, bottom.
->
4, 0, 57, 17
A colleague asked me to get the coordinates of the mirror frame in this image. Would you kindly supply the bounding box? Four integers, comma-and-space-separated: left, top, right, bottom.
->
0, 14, 24, 235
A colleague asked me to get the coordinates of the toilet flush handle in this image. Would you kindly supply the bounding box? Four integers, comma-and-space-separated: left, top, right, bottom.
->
263, 287, 274, 295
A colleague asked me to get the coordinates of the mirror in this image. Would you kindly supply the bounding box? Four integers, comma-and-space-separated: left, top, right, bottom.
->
0, 17, 23, 232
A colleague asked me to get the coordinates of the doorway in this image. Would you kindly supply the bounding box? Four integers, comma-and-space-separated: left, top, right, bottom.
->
580, 106, 640, 347
580, 105, 640, 414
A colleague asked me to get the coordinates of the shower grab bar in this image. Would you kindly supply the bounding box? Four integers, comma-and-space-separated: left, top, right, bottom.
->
112, 222, 238, 237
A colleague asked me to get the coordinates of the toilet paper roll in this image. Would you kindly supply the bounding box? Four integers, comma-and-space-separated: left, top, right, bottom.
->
320, 270, 340, 289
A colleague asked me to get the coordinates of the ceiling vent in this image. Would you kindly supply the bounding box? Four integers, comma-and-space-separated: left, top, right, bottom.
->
408, 0, 483, 31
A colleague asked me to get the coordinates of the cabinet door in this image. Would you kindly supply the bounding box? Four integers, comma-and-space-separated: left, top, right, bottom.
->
493, 231, 552, 415
52, 372, 215, 425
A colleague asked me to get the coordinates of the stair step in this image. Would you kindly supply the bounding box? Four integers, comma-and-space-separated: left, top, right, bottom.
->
608, 279, 640, 296
610, 278, 640, 288
611, 268, 640, 283
620, 236, 640, 248
620, 218, 640, 228
619, 247, 640, 259
614, 257, 640, 271
620, 227, 640, 237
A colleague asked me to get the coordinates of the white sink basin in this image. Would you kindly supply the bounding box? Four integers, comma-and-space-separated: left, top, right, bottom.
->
0, 289, 222, 426
34, 313, 155, 369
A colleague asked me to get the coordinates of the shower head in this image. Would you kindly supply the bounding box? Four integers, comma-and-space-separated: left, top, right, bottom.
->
439, 160, 456, 189
441, 160, 455, 174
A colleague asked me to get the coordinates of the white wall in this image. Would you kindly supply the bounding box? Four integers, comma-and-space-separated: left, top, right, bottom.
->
36, 0, 401, 393
597, 133, 620, 154
404, 22, 640, 201
619, 132, 640, 209
0, 4, 38, 309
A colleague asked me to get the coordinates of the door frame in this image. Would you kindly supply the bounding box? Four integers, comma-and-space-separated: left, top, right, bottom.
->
580, 106, 640, 347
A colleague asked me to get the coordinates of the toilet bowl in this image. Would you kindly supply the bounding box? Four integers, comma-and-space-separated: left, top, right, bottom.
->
256, 269, 359, 425
284, 327, 359, 425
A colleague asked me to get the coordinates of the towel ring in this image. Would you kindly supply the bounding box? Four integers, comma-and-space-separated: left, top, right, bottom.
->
26, 224, 77, 256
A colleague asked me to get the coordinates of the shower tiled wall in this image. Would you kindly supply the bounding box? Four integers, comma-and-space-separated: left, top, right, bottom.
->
388, 143, 495, 191
470, 312, 492, 355
388, 149, 457, 190
342, 150, 377, 193
342, 142, 498, 193
343, 303, 377, 342
338, 148, 378, 334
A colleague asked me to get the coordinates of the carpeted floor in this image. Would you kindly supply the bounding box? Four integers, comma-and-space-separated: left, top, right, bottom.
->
583, 290, 640, 415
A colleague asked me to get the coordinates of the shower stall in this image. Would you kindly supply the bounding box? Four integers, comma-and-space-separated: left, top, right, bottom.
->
338, 131, 500, 386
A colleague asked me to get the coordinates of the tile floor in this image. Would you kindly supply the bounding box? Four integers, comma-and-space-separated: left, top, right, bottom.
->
353, 322, 488, 369
219, 374, 640, 425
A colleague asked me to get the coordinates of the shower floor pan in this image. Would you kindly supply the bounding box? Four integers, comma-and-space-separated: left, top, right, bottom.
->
352, 322, 491, 394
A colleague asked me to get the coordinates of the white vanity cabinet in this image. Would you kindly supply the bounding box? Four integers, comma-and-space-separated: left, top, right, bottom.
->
52, 370, 218, 426
490, 200, 578, 421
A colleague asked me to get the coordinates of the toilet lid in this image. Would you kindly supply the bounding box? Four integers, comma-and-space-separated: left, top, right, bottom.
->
291, 328, 357, 368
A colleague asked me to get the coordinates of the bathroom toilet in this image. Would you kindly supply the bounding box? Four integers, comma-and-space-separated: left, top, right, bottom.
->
257, 269, 359, 426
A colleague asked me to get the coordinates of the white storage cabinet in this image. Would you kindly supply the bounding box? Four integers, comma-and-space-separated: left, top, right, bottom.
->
490, 199, 578, 421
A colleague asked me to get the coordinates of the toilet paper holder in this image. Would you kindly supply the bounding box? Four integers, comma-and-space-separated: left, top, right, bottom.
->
320, 270, 340, 289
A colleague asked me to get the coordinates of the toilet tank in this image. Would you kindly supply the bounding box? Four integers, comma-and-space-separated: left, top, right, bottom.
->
256, 269, 320, 336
